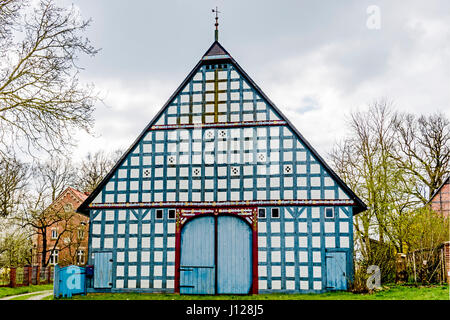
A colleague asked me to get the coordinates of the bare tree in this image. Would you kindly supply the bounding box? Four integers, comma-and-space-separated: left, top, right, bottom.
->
392, 112, 450, 203
33, 156, 76, 202
75, 149, 123, 193
0, 156, 29, 217
58, 218, 88, 266
0, 0, 99, 160
17, 182, 83, 268
0, 0, 23, 45
331, 99, 450, 287
330, 101, 420, 269
13, 156, 77, 267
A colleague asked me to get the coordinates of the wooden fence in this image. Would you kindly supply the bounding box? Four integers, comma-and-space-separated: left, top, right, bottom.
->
396, 242, 449, 284
0, 265, 53, 288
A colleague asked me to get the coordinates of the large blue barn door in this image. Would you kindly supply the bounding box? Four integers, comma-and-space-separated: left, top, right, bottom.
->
326, 252, 347, 290
180, 216, 215, 294
93, 252, 113, 289
217, 216, 252, 294
179, 214, 253, 294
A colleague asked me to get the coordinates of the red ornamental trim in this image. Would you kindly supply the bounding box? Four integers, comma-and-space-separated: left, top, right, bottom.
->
149, 120, 287, 131
177, 207, 256, 226
89, 199, 356, 209
174, 207, 259, 294
252, 207, 258, 294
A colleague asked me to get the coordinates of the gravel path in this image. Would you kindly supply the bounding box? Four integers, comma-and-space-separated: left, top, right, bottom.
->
0, 290, 53, 300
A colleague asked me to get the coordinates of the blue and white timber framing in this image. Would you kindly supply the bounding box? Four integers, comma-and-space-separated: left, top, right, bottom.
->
78, 41, 366, 294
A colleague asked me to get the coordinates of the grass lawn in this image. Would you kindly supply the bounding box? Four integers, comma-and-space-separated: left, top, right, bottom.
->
0, 284, 53, 299
64, 284, 449, 300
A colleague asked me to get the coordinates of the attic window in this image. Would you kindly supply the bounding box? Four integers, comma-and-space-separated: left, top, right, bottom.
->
258, 208, 266, 218
325, 207, 334, 218
63, 203, 73, 212
271, 208, 280, 219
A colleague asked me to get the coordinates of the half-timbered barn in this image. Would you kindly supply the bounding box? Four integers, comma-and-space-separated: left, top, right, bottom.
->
78, 38, 366, 295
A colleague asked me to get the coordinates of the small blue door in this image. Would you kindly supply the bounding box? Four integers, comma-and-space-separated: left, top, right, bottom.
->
94, 252, 113, 289
180, 216, 215, 294
217, 216, 252, 294
326, 252, 348, 290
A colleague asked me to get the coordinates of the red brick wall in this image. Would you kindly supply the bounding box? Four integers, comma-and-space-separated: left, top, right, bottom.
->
34, 188, 89, 267
431, 182, 450, 218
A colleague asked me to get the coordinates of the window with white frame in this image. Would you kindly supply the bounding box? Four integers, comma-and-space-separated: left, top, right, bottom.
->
77, 249, 85, 265
258, 208, 266, 218
325, 207, 334, 219
271, 208, 280, 218
168, 209, 176, 220
51, 228, 58, 240
49, 250, 59, 265
78, 229, 85, 239
156, 209, 163, 220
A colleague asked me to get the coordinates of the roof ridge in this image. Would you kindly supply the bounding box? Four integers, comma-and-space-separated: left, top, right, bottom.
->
203, 41, 230, 57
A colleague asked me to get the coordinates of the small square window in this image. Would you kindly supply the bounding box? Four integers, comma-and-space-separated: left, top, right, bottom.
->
325, 207, 334, 218
168, 209, 176, 220
156, 209, 163, 220
258, 208, 266, 218
271, 208, 280, 218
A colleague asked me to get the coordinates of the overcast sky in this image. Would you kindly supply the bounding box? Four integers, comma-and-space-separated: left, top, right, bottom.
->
57, 0, 450, 163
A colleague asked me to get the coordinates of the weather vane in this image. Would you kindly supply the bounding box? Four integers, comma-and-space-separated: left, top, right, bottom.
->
212, 6, 220, 41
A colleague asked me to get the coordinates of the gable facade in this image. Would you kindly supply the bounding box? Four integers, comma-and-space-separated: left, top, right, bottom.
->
34, 187, 89, 268
80, 41, 366, 294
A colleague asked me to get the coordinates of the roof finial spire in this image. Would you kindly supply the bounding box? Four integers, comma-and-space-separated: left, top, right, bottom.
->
212, 6, 220, 41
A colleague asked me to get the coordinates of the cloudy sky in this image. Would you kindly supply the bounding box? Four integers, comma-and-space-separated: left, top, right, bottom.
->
57, 0, 450, 163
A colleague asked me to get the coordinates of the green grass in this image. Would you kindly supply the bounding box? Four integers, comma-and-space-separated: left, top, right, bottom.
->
61, 284, 449, 300
42, 294, 54, 301
8, 292, 49, 300
0, 284, 53, 298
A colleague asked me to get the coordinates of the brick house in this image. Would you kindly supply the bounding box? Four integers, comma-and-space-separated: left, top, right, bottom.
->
430, 176, 450, 218
429, 177, 450, 283
444, 242, 450, 284
33, 187, 90, 267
